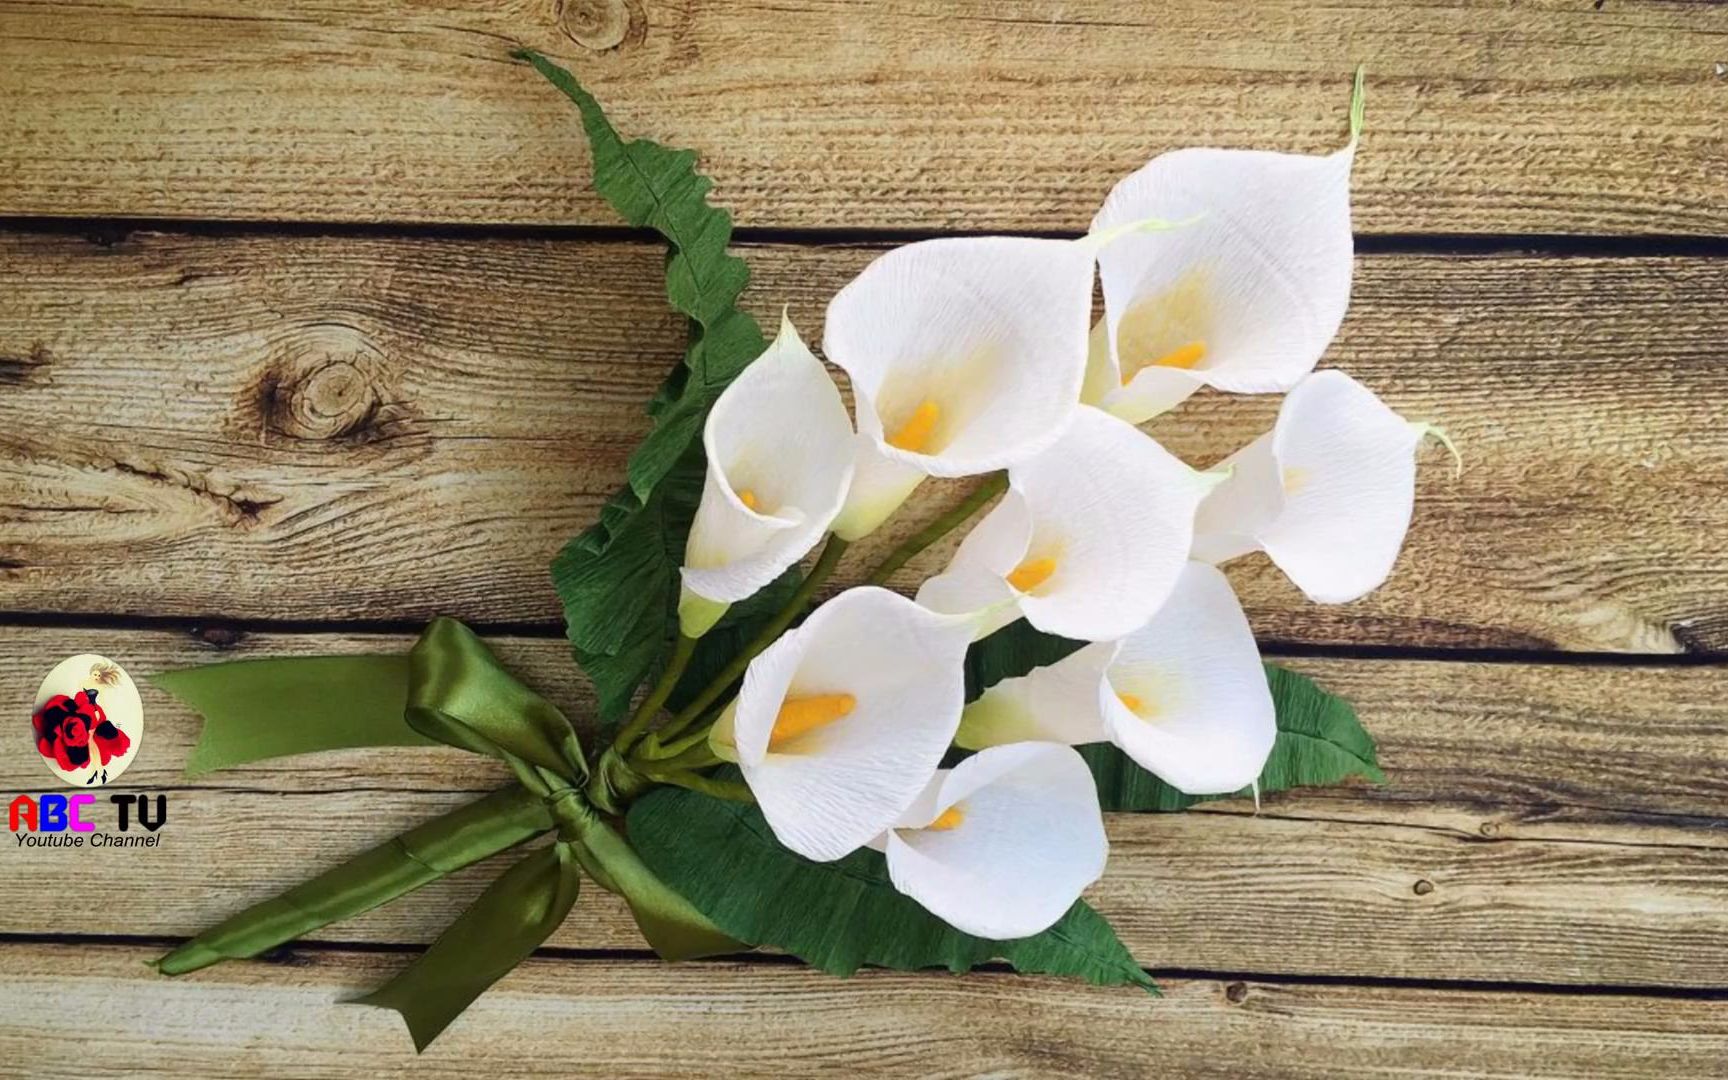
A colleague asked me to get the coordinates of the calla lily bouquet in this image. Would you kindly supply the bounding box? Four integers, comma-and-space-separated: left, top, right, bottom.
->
151, 52, 1455, 1051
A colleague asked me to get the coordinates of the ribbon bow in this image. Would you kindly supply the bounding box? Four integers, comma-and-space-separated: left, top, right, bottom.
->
153, 618, 738, 1050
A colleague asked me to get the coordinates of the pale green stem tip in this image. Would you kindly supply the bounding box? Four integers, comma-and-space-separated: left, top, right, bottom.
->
1412, 422, 1462, 478
678, 590, 729, 639
1349, 64, 1367, 143
707, 701, 740, 764
1199, 461, 1236, 492
1080, 213, 1205, 254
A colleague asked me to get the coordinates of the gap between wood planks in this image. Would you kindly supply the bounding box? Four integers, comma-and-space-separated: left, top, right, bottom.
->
34, 778, 1724, 855
3, 930, 1724, 1004
2, 610, 1726, 670
4, 213, 1728, 259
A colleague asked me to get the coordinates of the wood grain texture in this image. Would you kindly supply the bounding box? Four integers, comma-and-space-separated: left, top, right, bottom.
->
9, 787, 1724, 988
2, 628, 1724, 987
4, 944, 1725, 1079
1, 2, 1724, 234
4, 627, 1725, 828
4, 232, 1727, 651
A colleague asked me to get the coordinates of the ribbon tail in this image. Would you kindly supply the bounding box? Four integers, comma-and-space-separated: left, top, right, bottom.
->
154, 654, 436, 775
576, 818, 743, 961
351, 842, 583, 1052
155, 786, 551, 975
405, 618, 588, 777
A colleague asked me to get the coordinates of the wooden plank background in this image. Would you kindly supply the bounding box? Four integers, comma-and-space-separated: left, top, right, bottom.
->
1, 1, 1724, 234
2, 0, 1725, 1075
5, 233, 1726, 652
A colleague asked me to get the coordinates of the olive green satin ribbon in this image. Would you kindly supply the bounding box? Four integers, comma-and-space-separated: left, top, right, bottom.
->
152, 618, 738, 1051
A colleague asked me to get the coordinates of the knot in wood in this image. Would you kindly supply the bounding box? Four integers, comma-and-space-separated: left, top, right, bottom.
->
557, 0, 638, 51
262, 327, 389, 443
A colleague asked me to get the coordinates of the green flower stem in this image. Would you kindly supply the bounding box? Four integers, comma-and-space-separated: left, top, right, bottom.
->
638, 478, 1005, 765
863, 472, 1007, 586
653, 534, 849, 745
634, 714, 723, 762
613, 632, 699, 756
643, 768, 755, 804
651, 740, 723, 773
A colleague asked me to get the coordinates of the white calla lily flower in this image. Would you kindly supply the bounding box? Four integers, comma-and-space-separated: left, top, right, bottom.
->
707, 586, 975, 862
679, 316, 855, 636
917, 406, 1215, 642
823, 235, 1098, 539
872, 742, 1107, 940
1082, 74, 1364, 424
957, 562, 1275, 796
1192, 369, 1453, 604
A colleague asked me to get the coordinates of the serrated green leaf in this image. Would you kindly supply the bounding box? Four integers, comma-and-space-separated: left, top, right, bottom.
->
519, 50, 768, 722
963, 622, 1384, 811
565, 439, 703, 721
1087, 664, 1385, 811
628, 781, 1157, 992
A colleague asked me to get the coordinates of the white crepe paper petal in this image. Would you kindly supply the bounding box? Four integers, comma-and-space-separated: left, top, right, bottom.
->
1193, 370, 1423, 604
730, 586, 975, 862
1084, 320, 1205, 425
1258, 370, 1422, 603
956, 564, 1274, 796
823, 236, 1095, 533
1085, 128, 1356, 423
884, 742, 1107, 940
956, 641, 1117, 750
913, 488, 1031, 639
681, 316, 855, 619
1190, 432, 1281, 566
830, 437, 929, 542
1100, 562, 1275, 794
920, 407, 1211, 642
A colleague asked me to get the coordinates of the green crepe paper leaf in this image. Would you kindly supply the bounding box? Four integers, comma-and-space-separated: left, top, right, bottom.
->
964, 617, 1085, 700
1254, 663, 1385, 786
666, 568, 800, 714
963, 620, 1383, 811
573, 487, 798, 725
519, 49, 768, 723
566, 441, 703, 723
1086, 664, 1385, 811
628, 780, 1157, 992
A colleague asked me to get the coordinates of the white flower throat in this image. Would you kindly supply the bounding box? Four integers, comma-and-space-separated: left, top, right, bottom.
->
1116, 270, 1214, 384
874, 345, 999, 458
767, 690, 966, 831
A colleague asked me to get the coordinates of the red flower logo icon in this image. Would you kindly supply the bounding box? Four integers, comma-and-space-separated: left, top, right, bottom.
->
33, 689, 131, 774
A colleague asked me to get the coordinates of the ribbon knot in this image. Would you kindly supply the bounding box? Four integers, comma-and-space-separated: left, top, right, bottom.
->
543, 785, 599, 845
587, 747, 652, 816
153, 616, 740, 1052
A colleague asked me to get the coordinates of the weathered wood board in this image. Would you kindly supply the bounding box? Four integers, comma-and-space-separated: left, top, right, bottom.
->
1, 1, 1724, 234
2, 628, 1724, 988
3, 1, 1725, 1075
4, 945, 1725, 1079
4, 233, 1725, 652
